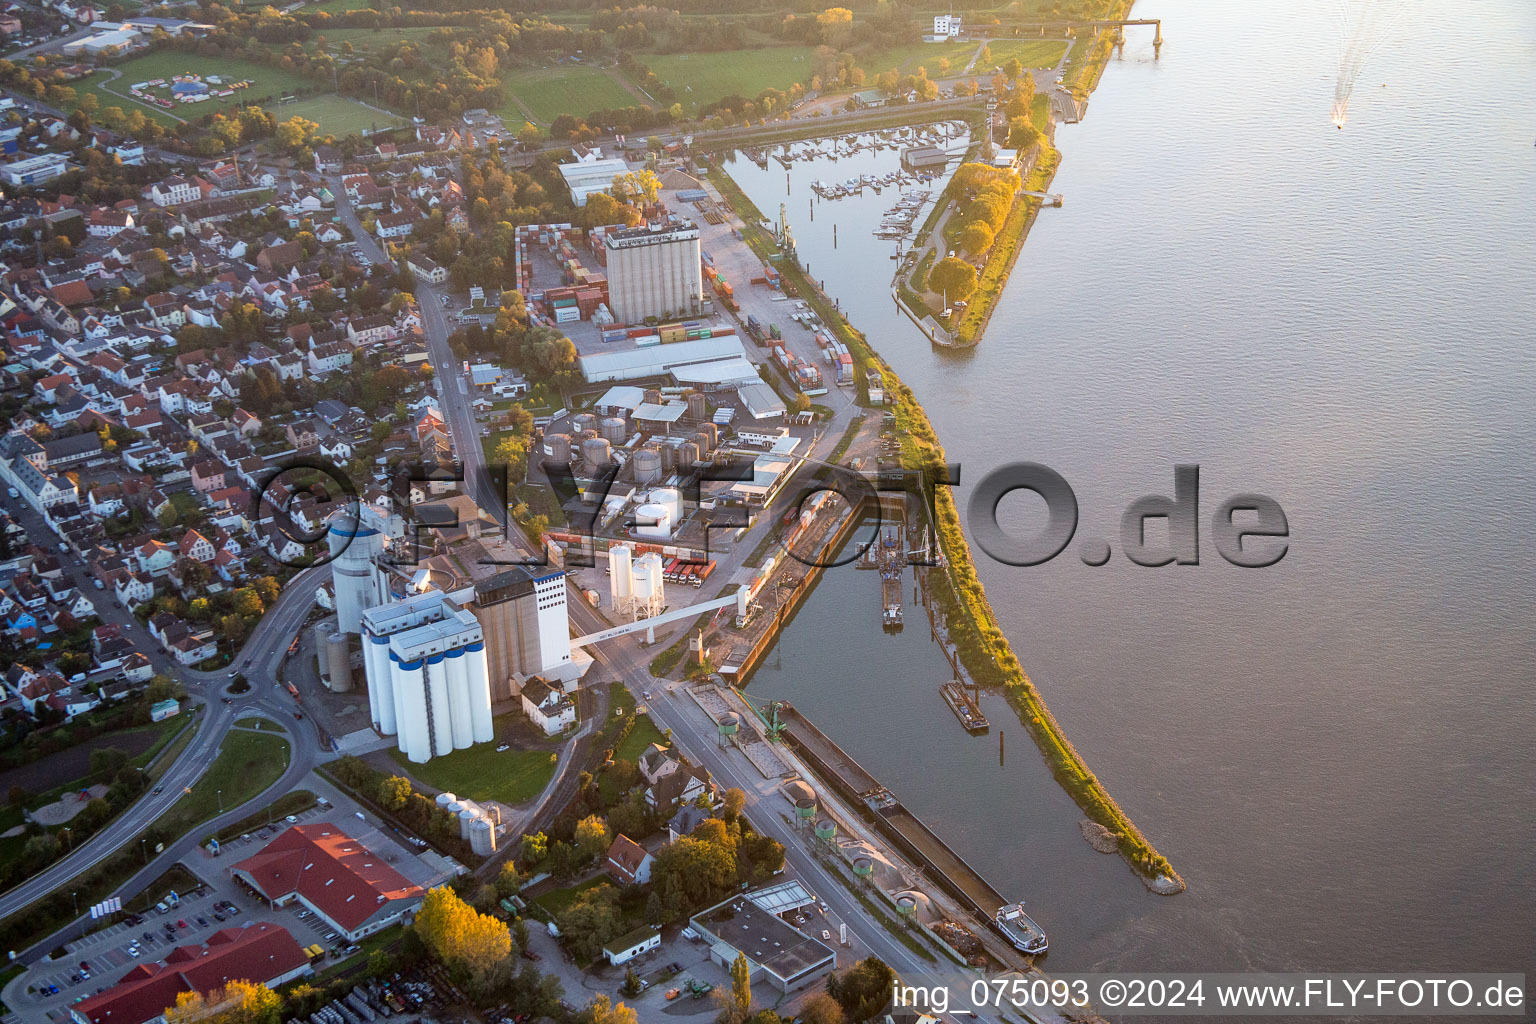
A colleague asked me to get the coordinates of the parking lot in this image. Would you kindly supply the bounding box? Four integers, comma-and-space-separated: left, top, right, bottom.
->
9, 797, 451, 1020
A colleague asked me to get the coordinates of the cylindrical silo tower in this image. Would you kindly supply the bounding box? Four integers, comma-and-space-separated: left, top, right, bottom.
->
321, 628, 352, 692
696, 422, 719, 450
425, 652, 453, 759
365, 630, 395, 735
328, 508, 386, 635
687, 392, 707, 422
659, 444, 677, 473
571, 413, 596, 436
469, 817, 496, 855
852, 856, 874, 878
679, 441, 701, 467
465, 640, 493, 744
458, 807, 480, 840
600, 416, 626, 443
815, 818, 837, 842
609, 545, 633, 613
632, 448, 662, 485
435, 792, 457, 811
546, 433, 572, 464
785, 780, 817, 825
692, 430, 714, 458
445, 647, 474, 751
896, 894, 918, 919
393, 652, 430, 763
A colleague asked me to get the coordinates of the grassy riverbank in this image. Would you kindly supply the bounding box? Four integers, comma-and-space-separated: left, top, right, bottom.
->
707, 162, 1183, 892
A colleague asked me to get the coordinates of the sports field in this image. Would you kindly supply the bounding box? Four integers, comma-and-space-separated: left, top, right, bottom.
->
643, 46, 816, 108
82, 54, 310, 125
499, 64, 641, 124
279, 94, 405, 136
975, 38, 1070, 70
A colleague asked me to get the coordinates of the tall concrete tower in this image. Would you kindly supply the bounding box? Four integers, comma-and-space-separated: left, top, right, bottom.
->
328, 504, 389, 634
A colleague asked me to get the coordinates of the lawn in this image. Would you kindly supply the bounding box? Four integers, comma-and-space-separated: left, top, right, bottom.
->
535, 876, 610, 920
84, 53, 313, 126
279, 94, 405, 137
975, 38, 1070, 71
299, 0, 372, 12
307, 26, 446, 52
387, 718, 558, 806
614, 710, 666, 764
499, 65, 640, 125
642, 46, 816, 108
234, 716, 281, 731
157, 731, 291, 838
863, 40, 981, 78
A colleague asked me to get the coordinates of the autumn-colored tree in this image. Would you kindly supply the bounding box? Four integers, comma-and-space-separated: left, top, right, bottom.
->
957, 221, 995, 256
164, 979, 282, 1024
413, 886, 512, 978
928, 257, 978, 303
581, 993, 638, 1024
377, 775, 411, 811
722, 787, 746, 820
560, 883, 624, 961
730, 951, 752, 1020
799, 992, 847, 1024
573, 814, 613, 861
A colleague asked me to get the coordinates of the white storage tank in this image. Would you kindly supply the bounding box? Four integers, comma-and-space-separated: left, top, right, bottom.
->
571, 413, 596, 436
632, 448, 663, 485
458, 807, 480, 839
435, 791, 457, 810
582, 437, 612, 468
609, 544, 633, 610
600, 416, 627, 443
545, 433, 572, 464
649, 487, 682, 525
633, 502, 672, 540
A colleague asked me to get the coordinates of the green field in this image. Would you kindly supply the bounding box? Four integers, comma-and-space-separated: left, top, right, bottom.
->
643, 47, 816, 108
157, 731, 291, 838
863, 40, 982, 77
614, 711, 666, 764
974, 38, 1070, 71
280, 94, 405, 137
308, 26, 445, 52
388, 721, 558, 806
535, 876, 612, 920
300, 0, 373, 12
500, 65, 640, 124
83, 54, 312, 126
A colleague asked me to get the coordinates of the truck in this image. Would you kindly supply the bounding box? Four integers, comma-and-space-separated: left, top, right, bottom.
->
694, 560, 716, 586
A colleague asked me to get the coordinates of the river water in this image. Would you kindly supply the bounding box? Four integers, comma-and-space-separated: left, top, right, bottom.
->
729, 0, 1536, 987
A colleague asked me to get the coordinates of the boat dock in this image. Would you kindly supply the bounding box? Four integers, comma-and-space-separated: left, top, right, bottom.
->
776, 705, 1028, 945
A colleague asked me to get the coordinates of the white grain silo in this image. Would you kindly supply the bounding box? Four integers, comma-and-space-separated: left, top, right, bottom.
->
630, 551, 665, 618
609, 544, 634, 616
393, 650, 430, 762
435, 792, 457, 811
444, 646, 474, 750
633, 502, 672, 541
458, 807, 481, 839
328, 505, 388, 635
465, 638, 493, 744
424, 651, 454, 758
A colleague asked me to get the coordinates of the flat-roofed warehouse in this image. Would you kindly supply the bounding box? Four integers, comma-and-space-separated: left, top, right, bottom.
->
579, 335, 752, 384
689, 894, 837, 993
604, 220, 703, 324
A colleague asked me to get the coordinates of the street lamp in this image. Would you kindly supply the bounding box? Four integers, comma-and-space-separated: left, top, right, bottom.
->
217, 789, 223, 814
72, 891, 78, 916
140, 837, 148, 865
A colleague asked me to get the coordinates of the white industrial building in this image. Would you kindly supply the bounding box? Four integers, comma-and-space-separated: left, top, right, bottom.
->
557, 150, 630, 207
361, 591, 494, 763
579, 335, 752, 384
604, 221, 703, 324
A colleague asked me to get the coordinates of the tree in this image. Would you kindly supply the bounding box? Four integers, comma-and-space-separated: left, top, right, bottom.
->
560, 882, 623, 961
89, 746, 129, 782
520, 831, 548, 865
827, 957, 895, 1021
927, 256, 978, 303
621, 967, 642, 997
723, 787, 746, 820
799, 992, 847, 1024
1002, 57, 1024, 80
164, 979, 282, 1024
729, 951, 753, 1021
957, 221, 995, 256
377, 775, 412, 811
413, 886, 512, 978
275, 115, 319, 152
573, 814, 612, 862
581, 993, 638, 1024
492, 433, 529, 486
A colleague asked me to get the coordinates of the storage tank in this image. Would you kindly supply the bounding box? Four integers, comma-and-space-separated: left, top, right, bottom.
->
658, 444, 677, 473
687, 391, 708, 422
633, 502, 672, 541
695, 422, 719, 450
632, 448, 663, 485
469, 816, 496, 855
643, 389, 663, 405
600, 416, 626, 443
679, 441, 701, 467
786, 780, 817, 821
446, 799, 464, 817
435, 791, 457, 810
896, 894, 918, 919
458, 807, 480, 839
609, 544, 633, 610
692, 430, 714, 458
815, 818, 837, 842
582, 437, 612, 468
717, 711, 739, 747
322, 628, 353, 692
545, 433, 572, 464
852, 856, 874, 878
649, 487, 682, 525
571, 413, 596, 436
